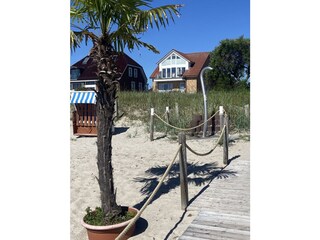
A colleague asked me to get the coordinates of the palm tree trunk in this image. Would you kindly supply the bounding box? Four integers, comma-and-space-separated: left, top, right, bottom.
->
93, 37, 122, 218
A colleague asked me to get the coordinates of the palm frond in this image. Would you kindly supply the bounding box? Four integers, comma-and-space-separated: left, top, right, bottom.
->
70, 0, 182, 54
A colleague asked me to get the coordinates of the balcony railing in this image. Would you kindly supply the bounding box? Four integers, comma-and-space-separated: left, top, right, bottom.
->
155, 73, 184, 79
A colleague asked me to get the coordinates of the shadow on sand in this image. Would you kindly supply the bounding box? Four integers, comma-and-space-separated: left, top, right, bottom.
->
131, 154, 241, 239
113, 127, 129, 135
133, 158, 239, 210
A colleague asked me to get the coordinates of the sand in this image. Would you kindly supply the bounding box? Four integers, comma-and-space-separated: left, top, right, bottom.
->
70, 117, 250, 240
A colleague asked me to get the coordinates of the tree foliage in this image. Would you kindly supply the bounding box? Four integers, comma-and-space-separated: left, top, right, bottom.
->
206, 36, 250, 90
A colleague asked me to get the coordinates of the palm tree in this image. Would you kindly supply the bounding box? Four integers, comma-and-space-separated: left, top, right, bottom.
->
70, 0, 181, 220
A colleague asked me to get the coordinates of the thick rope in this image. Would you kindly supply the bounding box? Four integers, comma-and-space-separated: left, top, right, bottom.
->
153, 110, 219, 131
185, 125, 226, 156
115, 144, 182, 240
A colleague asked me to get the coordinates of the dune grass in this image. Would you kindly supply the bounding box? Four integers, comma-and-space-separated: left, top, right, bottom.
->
117, 89, 250, 134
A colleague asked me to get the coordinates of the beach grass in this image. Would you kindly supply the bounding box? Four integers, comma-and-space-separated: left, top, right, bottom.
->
117, 89, 250, 133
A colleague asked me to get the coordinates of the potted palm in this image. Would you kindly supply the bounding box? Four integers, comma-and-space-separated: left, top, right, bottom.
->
70, 0, 182, 239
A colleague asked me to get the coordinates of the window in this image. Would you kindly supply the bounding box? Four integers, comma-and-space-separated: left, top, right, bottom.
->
158, 83, 173, 92
166, 68, 171, 78
162, 69, 166, 78
134, 68, 138, 78
177, 67, 186, 76
71, 82, 85, 90
138, 82, 143, 91
70, 69, 80, 79
172, 67, 176, 78
179, 82, 185, 92
128, 67, 133, 77
85, 81, 97, 89
131, 81, 135, 90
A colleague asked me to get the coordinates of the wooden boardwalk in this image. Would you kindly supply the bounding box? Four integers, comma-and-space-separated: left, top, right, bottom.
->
179, 157, 250, 240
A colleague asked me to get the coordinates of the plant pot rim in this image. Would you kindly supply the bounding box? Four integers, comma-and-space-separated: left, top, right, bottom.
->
81, 206, 138, 231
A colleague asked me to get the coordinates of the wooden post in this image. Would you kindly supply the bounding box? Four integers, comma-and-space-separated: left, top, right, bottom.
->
150, 108, 154, 141
179, 132, 189, 210
165, 106, 170, 134
225, 114, 229, 145
175, 102, 179, 118
219, 106, 224, 132
244, 104, 249, 118
218, 106, 224, 145
223, 113, 229, 165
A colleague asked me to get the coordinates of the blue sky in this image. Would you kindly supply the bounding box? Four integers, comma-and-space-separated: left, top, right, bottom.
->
70, 0, 250, 88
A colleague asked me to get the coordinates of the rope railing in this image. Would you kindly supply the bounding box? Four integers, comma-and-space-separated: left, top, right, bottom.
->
185, 125, 226, 157
116, 144, 182, 240
153, 110, 220, 131
117, 107, 230, 239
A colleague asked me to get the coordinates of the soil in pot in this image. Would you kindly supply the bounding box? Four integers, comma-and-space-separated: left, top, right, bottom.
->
81, 206, 138, 240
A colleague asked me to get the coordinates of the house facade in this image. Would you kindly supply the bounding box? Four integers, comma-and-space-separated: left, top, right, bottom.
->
150, 49, 210, 93
70, 53, 148, 91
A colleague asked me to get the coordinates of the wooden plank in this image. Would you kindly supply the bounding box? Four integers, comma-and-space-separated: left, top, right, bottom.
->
87, 104, 92, 126
79, 105, 84, 126
183, 225, 249, 240
83, 104, 88, 126
193, 220, 250, 232
188, 223, 250, 236
198, 211, 250, 221
188, 205, 250, 214
75, 106, 80, 126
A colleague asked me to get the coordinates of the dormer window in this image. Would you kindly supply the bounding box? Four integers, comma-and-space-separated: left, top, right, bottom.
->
70, 68, 81, 79
82, 57, 90, 64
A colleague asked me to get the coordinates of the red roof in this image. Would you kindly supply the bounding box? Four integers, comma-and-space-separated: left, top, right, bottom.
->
150, 50, 210, 79
71, 53, 143, 80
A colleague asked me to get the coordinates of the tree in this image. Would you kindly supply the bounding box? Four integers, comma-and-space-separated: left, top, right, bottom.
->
206, 36, 250, 90
70, 0, 181, 220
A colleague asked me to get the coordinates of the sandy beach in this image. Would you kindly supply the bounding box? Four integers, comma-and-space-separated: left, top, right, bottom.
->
70, 117, 250, 240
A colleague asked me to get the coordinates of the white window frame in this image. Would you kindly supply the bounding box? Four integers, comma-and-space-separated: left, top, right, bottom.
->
134, 68, 138, 78
128, 67, 133, 77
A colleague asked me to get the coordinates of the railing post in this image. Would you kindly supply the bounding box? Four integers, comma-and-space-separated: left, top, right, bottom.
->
225, 113, 229, 144
178, 132, 188, 210
223, 113, 229, 165
165, 106, 170, 134
150, 108, 154, 141
244, 104, 249, 118
175, 102, 179, 118
219, 106, 224, 132
218, 106, 224, 145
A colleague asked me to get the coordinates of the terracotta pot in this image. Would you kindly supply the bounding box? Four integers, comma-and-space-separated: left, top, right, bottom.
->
81, 207, 138, 240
